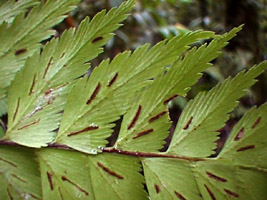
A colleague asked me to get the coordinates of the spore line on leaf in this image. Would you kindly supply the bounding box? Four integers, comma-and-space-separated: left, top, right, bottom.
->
206, 171, 227, 182
86, 83, 101, 105
149, 111, 167, 123
204, 184, 216, 200
154, 184, 161, 193
11, 173, 27, 183
224, 189, 239, 198
128, 105, 142, 130
61, 176, 89, 196
237, 145, 255, 152
183, 116, 193, 130
133, 129, 154, 139
0, 157, 17, 167
251, 117, 261, 129
43, 57, 53, 79
164, 94, 178, 105
15, 48, 27, 56
108, 72, 118, 87
97, 162, 124, 179
67, 125, 99, 137
174, 190, 186, 200
92, 36, 104, 43
46, 172, 54, 190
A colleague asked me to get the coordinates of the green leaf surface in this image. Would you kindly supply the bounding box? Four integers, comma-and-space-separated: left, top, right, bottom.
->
55, 30, 214, 154
87, 153, 147, 200
195, 159, 267, 200
143, 158, 267, 200
168, 61, 267, 157
143, 158, 202, 200
4, 0, 135, 147
0, 0, 266, 198
219, 102, 267, 168
0, 96, 7, 116
5, 54, 68, 147
38, 149, 146, 200
37, 148, 93, 200
0, 0, 79, 101
0, 146, 41, 200
114, 27, 241, 152
0, 0, 39, 23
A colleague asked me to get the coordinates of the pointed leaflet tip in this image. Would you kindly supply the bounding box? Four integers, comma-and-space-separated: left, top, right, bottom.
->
168, 61, 267, 157
115, 30, 227, 152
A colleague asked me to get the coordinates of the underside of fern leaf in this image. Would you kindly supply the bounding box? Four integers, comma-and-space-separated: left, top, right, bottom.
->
3, 0, 136, 147
0, 0, 266, 199
0, 0, 80, 112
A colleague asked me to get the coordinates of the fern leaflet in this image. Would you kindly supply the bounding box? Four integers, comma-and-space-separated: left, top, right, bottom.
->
0, 1, 266, 199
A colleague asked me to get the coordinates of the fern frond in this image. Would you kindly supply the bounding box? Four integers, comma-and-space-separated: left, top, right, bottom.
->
167, 61, 267, 157
0, 146, 41, 200
37, 149, 147, 200
87, 153, 146, 199
143, 153, 267, 200
4, 0, 136, 147
0, 1, 266, 199
114, 26, 242, 152
0, 0, 79, 102
219, 102, 267, 168
0, 0, 39, 23
55, 30, 214, 154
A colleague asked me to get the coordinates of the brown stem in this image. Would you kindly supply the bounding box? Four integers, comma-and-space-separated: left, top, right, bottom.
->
0, 140, 206, 161
101, 147, 205, 161
0, 140, 71, 150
